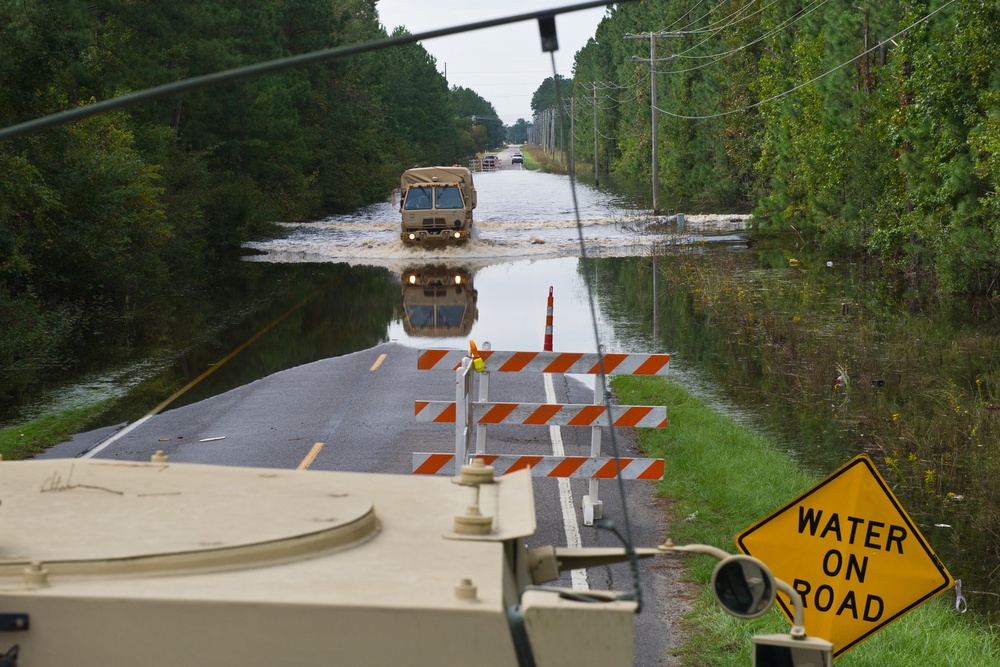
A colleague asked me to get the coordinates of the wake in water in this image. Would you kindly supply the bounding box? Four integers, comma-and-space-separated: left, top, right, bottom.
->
244, 169, 750, 271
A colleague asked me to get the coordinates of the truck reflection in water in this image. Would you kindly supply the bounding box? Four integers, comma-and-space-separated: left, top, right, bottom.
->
401, 265, 478, 337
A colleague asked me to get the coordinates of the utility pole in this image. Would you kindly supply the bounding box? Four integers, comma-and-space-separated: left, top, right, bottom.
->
569, 97, 575, 175
625, 31, 680, 216
593, 84, 599, 186
549, 108, 556, 160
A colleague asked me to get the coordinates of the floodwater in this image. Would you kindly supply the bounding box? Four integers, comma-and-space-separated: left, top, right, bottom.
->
246, 168, 745, 271
2, 166, 746, 427
243, 167, 748, 363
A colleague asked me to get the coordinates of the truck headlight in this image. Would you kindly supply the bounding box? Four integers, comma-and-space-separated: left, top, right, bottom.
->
454, 231, 461, 239
408, 233, 416, 240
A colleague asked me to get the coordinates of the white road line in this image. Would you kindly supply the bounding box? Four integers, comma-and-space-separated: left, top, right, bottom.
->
545, 373, 589, 591
81, 415, 154, 459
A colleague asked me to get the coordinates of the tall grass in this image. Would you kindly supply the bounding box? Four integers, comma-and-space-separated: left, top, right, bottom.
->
650, 245, 1000, 610
613, 375, 1000, 666
520, 145, 568, 174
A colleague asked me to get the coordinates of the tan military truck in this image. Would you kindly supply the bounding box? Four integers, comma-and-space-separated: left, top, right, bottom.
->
398, 166, 476, 245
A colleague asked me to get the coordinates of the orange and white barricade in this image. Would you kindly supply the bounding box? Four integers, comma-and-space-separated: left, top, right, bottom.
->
413, 347, 670, 525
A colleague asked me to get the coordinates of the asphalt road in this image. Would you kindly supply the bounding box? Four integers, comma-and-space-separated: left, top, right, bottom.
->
57, 341, 684, 665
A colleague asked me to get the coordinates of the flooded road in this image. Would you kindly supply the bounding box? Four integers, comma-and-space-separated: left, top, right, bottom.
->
247, 167, 747, 269
244, 166, 747, 356
1, 166, 746, 431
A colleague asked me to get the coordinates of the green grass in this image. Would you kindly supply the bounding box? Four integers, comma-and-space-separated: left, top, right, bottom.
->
520, 146, 541, 170
0, 400, 112, 459
612, 375, 1000, 666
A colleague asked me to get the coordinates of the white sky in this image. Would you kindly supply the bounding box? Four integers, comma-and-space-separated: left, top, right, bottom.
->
375, 1, 609, 125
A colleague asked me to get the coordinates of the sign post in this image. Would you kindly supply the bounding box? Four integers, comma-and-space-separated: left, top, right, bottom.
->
736, 455, 954, 658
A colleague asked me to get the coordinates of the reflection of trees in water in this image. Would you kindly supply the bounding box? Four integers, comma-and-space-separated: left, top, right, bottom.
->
7, 263, 402, 428
586, 245, 1000, 618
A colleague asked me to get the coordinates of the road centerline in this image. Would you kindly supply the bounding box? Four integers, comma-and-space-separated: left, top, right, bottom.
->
298, 442, 326, 470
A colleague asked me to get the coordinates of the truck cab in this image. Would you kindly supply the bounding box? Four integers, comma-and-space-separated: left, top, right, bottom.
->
399, 166, 477, 245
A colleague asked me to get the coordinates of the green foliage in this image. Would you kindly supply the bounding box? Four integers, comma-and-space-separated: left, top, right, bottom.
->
0, 288, 79, 378
0, 0, 485, 362
450, 86, 503, 151
567, 0, 1000, 294
530, 75, 572, 116
505, 118, 530, 144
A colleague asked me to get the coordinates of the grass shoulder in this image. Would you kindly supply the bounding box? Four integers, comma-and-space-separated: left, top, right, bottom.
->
520, 146, 562, 173
611, 375, 1000, 666
0, 401, 112, 460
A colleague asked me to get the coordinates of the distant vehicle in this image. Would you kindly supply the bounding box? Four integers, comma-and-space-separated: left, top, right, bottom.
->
397, 166, 476, 245
482, 154, 499, 170
511, 153, 523, 164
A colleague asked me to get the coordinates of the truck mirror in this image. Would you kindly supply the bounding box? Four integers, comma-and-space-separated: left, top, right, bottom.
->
658, 541, 834, 663
711, 555, 776, 619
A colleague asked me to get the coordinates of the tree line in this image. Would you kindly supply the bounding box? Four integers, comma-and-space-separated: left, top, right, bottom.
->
540, 0, 999, 295
0, 0, 499, 373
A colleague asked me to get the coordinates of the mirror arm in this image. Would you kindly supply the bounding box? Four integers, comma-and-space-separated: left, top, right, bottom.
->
656, 541, 730, 560
658, 540, 811, 639
773, 577, 807, 639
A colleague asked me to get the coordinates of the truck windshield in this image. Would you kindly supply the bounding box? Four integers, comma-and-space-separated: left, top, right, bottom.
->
434, 185, 463, 210
406, 305, 466, 328
403, 186, 433, 210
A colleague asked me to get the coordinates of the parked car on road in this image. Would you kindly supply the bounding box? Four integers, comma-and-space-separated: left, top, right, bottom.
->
511, 153, 523, 164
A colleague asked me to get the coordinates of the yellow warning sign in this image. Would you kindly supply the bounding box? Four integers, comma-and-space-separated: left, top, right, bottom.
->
736, 454, 953, 658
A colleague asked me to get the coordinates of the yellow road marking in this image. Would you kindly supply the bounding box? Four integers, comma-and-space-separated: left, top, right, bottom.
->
148, 284, 331, 416
370, 353, 388, 371
298, 442, 325, 470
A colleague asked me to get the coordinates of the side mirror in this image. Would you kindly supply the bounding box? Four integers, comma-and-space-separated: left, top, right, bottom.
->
712, 554, 776, 619
659, 542, 834, 667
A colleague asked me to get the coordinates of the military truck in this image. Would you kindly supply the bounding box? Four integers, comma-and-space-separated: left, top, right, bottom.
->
398, 166, 477, 245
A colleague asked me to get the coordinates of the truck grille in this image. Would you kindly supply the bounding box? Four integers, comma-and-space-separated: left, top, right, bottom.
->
421, 218, 446, 228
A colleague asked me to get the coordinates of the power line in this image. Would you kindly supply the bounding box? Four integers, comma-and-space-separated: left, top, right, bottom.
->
0, 0, 620, 140
665, 0, 832, 74
654, 0, 958, 121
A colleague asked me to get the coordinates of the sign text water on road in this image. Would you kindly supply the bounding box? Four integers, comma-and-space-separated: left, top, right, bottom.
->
736, 455, 953, 658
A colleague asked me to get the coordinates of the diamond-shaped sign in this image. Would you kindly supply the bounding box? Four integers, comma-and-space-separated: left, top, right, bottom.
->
736, 455, 953, 658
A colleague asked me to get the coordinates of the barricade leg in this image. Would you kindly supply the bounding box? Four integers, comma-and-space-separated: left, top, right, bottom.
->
582, 374, 605, 525
455, 359, 473, 475
475, 343, 491, 455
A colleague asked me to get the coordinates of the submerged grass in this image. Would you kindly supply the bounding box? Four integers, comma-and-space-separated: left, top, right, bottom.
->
646, 246, 1000, 612
612, 375, 1000, 666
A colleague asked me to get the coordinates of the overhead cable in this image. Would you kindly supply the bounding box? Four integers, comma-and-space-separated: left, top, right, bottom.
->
654, 0, 958, 120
